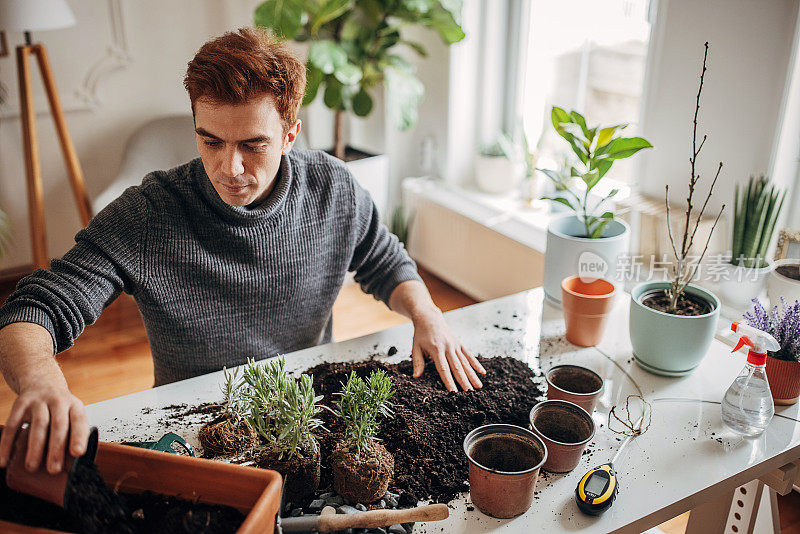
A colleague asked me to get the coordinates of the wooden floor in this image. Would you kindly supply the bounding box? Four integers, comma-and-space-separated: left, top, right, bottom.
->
0, 267, 798, 533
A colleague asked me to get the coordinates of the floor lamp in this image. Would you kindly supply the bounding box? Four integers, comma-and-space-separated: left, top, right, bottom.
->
0, 0, 92, 270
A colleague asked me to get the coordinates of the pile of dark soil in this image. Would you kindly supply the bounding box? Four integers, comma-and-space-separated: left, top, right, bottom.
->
0, 458, 245, 533
641, 289, 711, 316
308, 356, 544, 503
776, 263, 800, 281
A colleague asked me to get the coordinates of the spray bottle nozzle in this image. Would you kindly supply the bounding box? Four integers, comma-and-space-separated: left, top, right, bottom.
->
730, 322, 780, 358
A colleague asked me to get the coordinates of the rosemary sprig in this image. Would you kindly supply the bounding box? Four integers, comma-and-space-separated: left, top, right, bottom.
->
333, 370, 395, 456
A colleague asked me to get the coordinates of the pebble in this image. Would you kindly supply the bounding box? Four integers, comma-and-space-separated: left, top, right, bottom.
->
319, 492, 334, 500
355, 503, 367, 511
284, 501, 293, 513
338, 505, 360, 514
388, 526, 406, 534
308, 499, 326, 512
326, 495, 344, 506
379, 499, 386, 508
385, 491, 399, 499
320, 506, 336, 516
290, 508, 303, 517
367, 529, 387, 534
384, 494, 398, 508
401, 523, 414, 534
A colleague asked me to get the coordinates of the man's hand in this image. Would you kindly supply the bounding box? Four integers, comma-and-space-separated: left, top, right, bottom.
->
411, 308, 486, 392
0, 383, 89, 474
387, 279, 486, 392
0, 322, 89, 474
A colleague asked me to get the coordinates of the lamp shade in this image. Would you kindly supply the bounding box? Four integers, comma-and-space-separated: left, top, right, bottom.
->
0, 0, 76, 32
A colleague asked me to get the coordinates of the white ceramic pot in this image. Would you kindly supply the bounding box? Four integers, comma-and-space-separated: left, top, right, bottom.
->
474, 155, 525, 194
543, 215, 630, 305
716, 260, 772, 313
767, 259, 800, 308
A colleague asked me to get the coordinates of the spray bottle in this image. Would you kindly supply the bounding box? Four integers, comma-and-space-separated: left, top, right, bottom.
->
721, 322, 780, 437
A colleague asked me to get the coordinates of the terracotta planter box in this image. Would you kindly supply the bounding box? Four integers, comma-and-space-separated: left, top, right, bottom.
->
1, 441, 282, 534
765, 356, 800, 405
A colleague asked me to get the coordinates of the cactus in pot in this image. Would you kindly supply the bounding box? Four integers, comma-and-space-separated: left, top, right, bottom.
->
731, 174, 785, 268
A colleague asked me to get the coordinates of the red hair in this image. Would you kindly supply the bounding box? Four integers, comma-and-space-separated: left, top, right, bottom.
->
184, 27, 306, 132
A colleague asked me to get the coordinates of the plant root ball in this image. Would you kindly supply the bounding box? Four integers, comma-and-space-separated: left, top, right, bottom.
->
331, 440, 394, 503
257, 447, 321, 502
197, 412, 258, 455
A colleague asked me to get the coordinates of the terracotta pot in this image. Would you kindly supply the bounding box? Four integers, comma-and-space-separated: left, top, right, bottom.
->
6, 426, 99, 508
546, 365, 604, 414
561, 276, 617, 346
765, 356, 800, 405
529, 400, 595, 473
463, 424, 547, 519
1, 437, 282, 534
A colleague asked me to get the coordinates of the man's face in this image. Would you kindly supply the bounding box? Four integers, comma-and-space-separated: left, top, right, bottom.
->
194, 94, 301, 207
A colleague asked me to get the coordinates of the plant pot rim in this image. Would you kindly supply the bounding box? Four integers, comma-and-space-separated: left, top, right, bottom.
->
767, 353, 800, 364
528, 400, 596, 447
545, 365, 604, 397
723, 260, 774, 274
771, 259, 800, 284
631, 281, 720, 319
561, 276, 617, 300
463, 424, 547, 476
547, 214, 630, 242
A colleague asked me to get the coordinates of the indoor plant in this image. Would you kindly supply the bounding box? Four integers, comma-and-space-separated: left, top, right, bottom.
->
629, 42, 725, 376
540, 106, 652, 304
744, 298, 800, 405
717, 174, 785, 312
242, 357, 327, 501
254, 0, 464, 162
198, 366, 259, 455
330, 369, 395, 503
474, 133, 525, 194
767, 259, 800, 309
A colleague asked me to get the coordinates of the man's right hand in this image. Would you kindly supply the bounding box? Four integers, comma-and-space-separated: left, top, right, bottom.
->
0, 322, 89, 474
0, 384, 88, 474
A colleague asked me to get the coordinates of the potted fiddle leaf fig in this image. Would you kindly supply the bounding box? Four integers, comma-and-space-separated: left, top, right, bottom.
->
629, 42, 725, 376
717, 174, 785, 312
330, 370, 395, 503
242, 356, 327, 502
540, 107, 652, 304
254, 1, 465, 215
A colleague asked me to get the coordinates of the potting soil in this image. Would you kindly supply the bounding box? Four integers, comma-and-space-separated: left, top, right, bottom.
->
309, 356, 544, 504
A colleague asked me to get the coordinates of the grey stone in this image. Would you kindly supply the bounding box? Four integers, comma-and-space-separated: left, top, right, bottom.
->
355, 503, 367, 511
367, 529, 387, 534
384, 495, 398, 508
388, 526, 406, 534
284, 502, 293, 513
308, 499, 326, 512
326, 495, 344, 506
319, 492, 334, 500
379, 499, 386, 508
320, 506, 336, 516
385, 491, 400, 499
290, 508, 303, 517
401, 523, 414, 534
338, 505, 360, 514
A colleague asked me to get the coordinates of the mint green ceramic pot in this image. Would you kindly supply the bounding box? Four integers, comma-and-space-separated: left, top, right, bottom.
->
629, 282, 720, 376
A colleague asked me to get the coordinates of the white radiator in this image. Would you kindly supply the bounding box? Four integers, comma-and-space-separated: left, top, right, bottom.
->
402, 179, 545, 302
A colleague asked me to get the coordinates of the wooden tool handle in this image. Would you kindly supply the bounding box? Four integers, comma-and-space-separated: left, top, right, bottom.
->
317, 503, 449, 531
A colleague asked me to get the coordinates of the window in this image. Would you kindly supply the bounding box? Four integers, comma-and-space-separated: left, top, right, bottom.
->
521, 0, 653, 185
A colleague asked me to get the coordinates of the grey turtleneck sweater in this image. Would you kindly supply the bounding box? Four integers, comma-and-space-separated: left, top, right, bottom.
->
0, 150, 420, 385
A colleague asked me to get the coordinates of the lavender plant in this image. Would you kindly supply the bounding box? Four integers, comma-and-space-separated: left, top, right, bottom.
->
333, 370, 394, 456
744, 298, 800, 362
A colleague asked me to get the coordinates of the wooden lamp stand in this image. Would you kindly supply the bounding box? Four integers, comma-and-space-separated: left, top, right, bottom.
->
13, 31, 92, 270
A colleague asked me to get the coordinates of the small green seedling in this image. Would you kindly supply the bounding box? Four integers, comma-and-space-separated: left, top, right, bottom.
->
333, 370, 395, 456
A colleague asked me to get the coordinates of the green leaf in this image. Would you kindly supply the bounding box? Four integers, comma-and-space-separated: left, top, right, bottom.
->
334, 62, 362, 85
603, 136, 653, 160
379, 28, 402, 50
302, 64, 323, 106
323, 77, 344, 109
254, 0, 304, 40
403, 0, 435, 11
340, 15, 364, 41
310, 0, 353, 35
537, 168, 564, 185
582, 170, 601, 192
595, 124, 626, 149
309, 40, 348, 75
385, 66, 424, 130
590, 219, 613, 238
596, 159, 613, 179
426, 5, 466, 44
543, 196, 575, 211
402, 40, 428, 57
570, 110, 589, 138
352, 87, 373, 116
600, 211, 614, 219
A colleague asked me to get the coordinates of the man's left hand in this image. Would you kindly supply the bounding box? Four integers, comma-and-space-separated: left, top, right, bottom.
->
411, 309, 486, 392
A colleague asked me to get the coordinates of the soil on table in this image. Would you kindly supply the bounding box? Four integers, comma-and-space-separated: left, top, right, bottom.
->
641, 289, 712, 316
549, 367, 602, 393
197, 411, 258, 455
532, 409, 593, 444
309, 356, 544, 504
331, 439, 394, 503
256, 446, 321, 502
776, 263, 800, 281
468, 433, 543, 472
0, 458, 245, 533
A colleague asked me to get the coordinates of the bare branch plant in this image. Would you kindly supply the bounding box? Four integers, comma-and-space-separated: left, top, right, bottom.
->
664, 42, 726, 313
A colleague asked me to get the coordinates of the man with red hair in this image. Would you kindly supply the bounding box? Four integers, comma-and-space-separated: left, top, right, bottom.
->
0, 28, 485, 475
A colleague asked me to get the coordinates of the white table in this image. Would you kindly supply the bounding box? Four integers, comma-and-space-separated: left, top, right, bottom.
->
86, 288, 800, 533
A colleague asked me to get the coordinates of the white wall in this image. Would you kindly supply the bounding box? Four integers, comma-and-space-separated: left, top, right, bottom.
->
0, 0, 452, 271
638, 0, 799, 229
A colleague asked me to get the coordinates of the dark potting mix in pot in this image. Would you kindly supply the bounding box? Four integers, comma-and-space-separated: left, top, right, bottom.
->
468, 432, 543, 472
